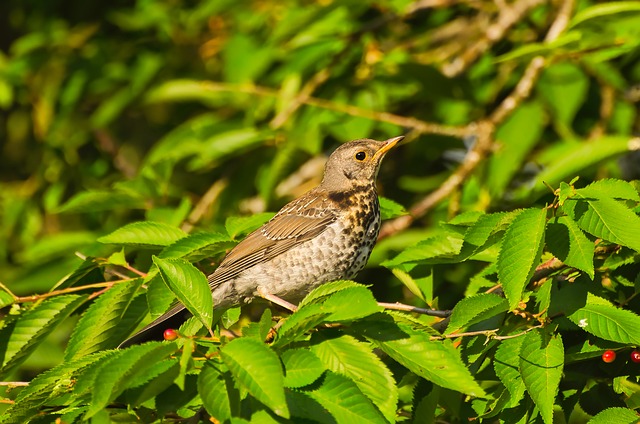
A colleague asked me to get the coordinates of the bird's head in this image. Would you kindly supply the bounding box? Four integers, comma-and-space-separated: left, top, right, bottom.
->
320, 136, 403, 190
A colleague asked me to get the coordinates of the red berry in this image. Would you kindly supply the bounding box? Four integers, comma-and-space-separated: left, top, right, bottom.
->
631, 350, 640, 363
602, 350, 616, 363
163, 328, 178, 341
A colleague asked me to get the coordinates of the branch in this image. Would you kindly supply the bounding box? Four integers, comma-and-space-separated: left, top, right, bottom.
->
14, 280, 123, 304
198, 81, 469, 138
378, 302, 451, 318
379, 0, 576, 240
430, 323, 544, 341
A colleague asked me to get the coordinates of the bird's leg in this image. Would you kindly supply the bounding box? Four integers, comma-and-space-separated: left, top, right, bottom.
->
378, 302, 451, 318
256, 287, 299, 312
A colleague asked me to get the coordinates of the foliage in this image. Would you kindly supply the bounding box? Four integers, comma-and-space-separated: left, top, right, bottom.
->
1, 0, 640, 422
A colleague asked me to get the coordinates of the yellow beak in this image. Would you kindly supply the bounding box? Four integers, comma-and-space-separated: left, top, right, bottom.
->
373, 135, 404, 161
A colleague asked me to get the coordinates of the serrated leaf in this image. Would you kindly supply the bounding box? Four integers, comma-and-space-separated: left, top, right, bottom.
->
519, 331, 564, 424
122, 358, 180, 407
567, 295, 640, 344
498, 208, 547, 309
382, 232, 464, 267
0, 295, 87, 378
587, 407, 640, 424
546, 216, 595, 278
371, 318, 486, 397
158, 231, 235, 261
85, 342, 177, 418
56, 190, 145, 213
65, 279, 144, 360
285, 390, 336, 424
445, 293, 508, 334
2, 351, 112, 424
494, 336, 526, 408
298, 280, 364, 308
321, 286, 382, 322
221, 338, 289, 418
152, 256, 213, 332
563, 195, 640, 252
578, 179, 640, 201
306, 371, 387, 424
225, 213, 275, 239
379, 196, 407, 220
272, 304, 331, 348
98, 221, 187, 247
199, 361, 238, 422
281, 348, 325, 388
311, 334, 397, 422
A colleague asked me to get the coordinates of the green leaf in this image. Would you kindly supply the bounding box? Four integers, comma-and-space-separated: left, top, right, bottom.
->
382, 232, 464, 267
199, 361, 238, 422
152, 256, 213, 332
306, 371, 387, 424
98, 221, 187, 247
487, 101, 545, 197
2, 351, 112, 424
122, 358, 180, 407
221, 337, 289, 418
65, 279, 144, 360
159, 231, 235, 261
321, 286, 382, 322
538, 63, 589, 136
225, 213, 274, 239
371, 318, 486, 397
571, 1, 640, 27
498, 208, 547, 310
546, 216, 595, 278
567, 294, 640, 345
56, 190, 145, 213
0, 295, 87, 377
587, 407, 640, 424
281, 348, 325, 388
85, 342, 177, 418
298, 280, 365, 307
379, 196, 407, 220
188, 128, 272, 170
272, 304, 331, 348
529, 137, 634, 196
445, 293, 508, 334
310, 334, 397, 422
578, 179, 640, 201
494, 336, 526, 408
519, 331, 564, 424
563, 195, 640, 252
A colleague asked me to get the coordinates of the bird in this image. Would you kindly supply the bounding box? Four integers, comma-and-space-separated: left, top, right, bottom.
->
119, 136, 403, 347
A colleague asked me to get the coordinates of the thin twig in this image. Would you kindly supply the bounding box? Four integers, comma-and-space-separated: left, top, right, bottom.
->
197, 81, 469, 138
442, 0, 545, 77
0, 381, 29, 387
430, 323, 544, 341
14, 280, 123, 304
378, 302, 451, 318
182, 178, 228, 232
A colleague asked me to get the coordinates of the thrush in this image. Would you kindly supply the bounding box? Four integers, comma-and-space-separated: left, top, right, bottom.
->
120, 136, 403, 347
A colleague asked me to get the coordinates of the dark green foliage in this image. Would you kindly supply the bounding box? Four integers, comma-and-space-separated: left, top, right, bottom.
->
1, 0, 640, 422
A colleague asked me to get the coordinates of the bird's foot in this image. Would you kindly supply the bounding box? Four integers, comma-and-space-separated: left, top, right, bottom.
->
256, 287, 299, 312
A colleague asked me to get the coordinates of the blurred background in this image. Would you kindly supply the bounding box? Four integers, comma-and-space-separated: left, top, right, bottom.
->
1, 0, 639, 375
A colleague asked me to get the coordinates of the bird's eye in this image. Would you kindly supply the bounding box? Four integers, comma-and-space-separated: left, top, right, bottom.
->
355, 151, 367, 161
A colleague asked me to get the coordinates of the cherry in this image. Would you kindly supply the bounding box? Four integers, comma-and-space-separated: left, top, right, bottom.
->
163, 328, 178, 341
602, 350, 616, 363
630, 350, 640, 363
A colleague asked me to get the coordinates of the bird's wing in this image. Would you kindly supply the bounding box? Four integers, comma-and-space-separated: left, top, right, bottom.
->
208, 193, 337, 288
